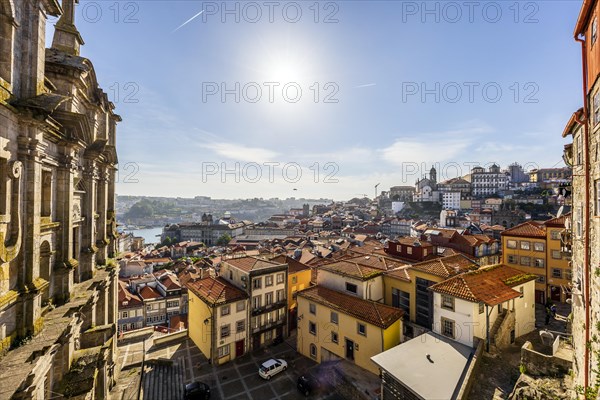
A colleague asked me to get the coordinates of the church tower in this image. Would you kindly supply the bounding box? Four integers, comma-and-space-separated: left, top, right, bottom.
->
430, 166, 437, 184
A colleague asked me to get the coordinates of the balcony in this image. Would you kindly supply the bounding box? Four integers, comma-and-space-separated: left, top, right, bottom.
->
251, 300, 287, 316
560, 229, 572, 259
251, 317, 286, 334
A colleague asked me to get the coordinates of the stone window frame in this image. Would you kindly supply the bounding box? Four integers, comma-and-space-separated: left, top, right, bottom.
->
441, 317, 455, 339
441, 294, 455, 311
309, 321, 317, 335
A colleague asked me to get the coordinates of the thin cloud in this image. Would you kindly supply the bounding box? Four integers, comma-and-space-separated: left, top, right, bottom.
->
201, 142, 279, 163
172, 10, 204, 33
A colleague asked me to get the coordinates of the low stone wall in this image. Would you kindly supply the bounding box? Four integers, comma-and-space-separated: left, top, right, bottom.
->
81, 324, 114, 349
152, 330, 188, 347
456, 338, 484, 400
520, 341, 572, 377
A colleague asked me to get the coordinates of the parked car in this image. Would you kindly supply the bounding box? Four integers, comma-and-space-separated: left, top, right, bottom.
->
297, 372, 324, 396
184, 381, 210, 400
258, 358, 288, 380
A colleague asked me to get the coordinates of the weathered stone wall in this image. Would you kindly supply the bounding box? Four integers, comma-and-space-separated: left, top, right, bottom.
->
457, 338, 484, 400
494, 309, 516, 350
520, 341, 572, 378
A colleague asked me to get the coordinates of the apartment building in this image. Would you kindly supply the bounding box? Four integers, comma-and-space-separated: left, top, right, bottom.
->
219, 256, 288, 349
187, 277, 249, 364
297, 285, 403, 375
501, 217, 571, 304
470, 165, 508, 197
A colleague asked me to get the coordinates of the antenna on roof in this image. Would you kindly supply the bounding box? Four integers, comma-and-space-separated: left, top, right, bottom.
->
556, 205, 564, 219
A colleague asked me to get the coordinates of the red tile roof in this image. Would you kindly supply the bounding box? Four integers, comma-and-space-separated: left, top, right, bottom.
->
429, 264, 537, 306
409, 254, 479, 279
186, 276, 248, 306
271, 255, 311, 274
319, 260, 384, 280
501, 221, 546, 238
298, 285, 403, 329
543, 213, 570, 228
118, 281, 143, 308
224, 256, 283, 272
139, 285, 162, 300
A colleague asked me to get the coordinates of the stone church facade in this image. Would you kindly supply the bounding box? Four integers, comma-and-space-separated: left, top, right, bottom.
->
0, 0, 120, 398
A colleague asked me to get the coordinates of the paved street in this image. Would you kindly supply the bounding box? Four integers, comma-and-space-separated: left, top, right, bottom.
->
111, 333, 348, 400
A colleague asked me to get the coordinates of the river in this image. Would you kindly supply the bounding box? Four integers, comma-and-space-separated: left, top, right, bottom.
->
123, 227, 163, 244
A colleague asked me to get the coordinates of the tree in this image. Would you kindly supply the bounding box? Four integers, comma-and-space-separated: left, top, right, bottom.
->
216, 234, 232, 246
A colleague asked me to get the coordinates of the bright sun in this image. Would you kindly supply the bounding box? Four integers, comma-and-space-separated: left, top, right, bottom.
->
264, 59, 304, 83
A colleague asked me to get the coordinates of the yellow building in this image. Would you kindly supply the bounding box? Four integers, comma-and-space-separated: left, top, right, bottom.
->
501, 216, 570, 304
383, 254, 479, 335
297, 285, 403, 375
271, 255, 312, 331
187, 276, 249, 365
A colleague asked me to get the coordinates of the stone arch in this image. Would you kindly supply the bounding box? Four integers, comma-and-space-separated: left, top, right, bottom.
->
40, 240, 52, 304
0, 0, 15, 85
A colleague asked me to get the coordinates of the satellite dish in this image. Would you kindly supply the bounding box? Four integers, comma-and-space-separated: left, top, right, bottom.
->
556, 205, 564, 219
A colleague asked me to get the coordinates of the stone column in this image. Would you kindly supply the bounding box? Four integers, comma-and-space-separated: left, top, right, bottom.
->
17, 134, 46, 336
55, 151, 77, 298
95, 280, 108, 326
107, 166, 117, 258
95, 165, 108, 264
78, 159, 98, 281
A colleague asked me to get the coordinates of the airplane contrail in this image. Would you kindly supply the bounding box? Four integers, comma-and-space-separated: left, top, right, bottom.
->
354, 83, 377, 88
172, 10, 204, 33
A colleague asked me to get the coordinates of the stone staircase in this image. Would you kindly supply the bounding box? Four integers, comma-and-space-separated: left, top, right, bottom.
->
489, 310, 508, 353
142, 358, 185, 400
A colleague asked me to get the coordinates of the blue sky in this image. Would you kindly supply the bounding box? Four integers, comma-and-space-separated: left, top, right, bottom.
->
48, 1, 582, 200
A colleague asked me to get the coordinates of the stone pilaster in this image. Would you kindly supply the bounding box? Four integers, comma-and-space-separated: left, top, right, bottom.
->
95, 166, 109, 264
78, 160, 97, 281
55, 152, 77, 298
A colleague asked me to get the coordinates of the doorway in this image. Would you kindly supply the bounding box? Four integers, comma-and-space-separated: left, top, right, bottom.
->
345, 338, 354, 361
235, 339, 245, 358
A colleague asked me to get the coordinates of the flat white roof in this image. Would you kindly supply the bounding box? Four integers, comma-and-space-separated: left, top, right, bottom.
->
371, 332, 473, 400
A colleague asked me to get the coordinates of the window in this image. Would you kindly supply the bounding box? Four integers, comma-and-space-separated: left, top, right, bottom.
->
146, 305, 152, 311
534, 258, 545, 268
441, 294, 455, 311
331, 331, 338, 344
253, 278, 262, 289
122, 311, 128, 318
392, 288, 410, 312
276, 273, 284, 284
236, 301, 246, 312
519, 287, 524, 298
253, 295, 261, 309
220, 324, 231, 339
309, 303, 316, 315
520, 256, 531, 267
441, 318, 455, 339
265, 330, 272, 341
520, 241, 530, 250
594, 17, 599, 46
551, 230, 560, 240
218, 344, 230, 358
357, 323, 367, 336
537, 275, 546, 283
552, 268, 562, 279
407, 247, 413, 255
534, 242, 545, 252
265, 292, 273, 306
292, 276, 297, 284
265, 275, 273, 287
577, 203, 583, 238
330, 311, 338, 324
507, 240, 517, 249
345, 282, 358, 294
221, 305, 230, 316
276, 289, 284, 302
552, 250, 561, 259
507, 255, 517, 264
236, 320, 245, 333
309, 321, 317, 335
478, 302, 484, 314
310, 343, 317, 358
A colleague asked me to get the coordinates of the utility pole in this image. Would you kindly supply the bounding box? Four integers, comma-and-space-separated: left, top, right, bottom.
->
374, 183, 380, 199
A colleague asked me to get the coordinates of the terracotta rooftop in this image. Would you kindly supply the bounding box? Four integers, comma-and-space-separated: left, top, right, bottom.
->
409, 254, 479, 279
429, 264, 537, 306
223, 256, 283, 272
394, 237, 435, 248
186, 276, 248, 306
298, 285, 403, 329
501, 221, 546, 238
271, 255, 311, 274
118, 281, 143, 308
139, 285, 162, 300
319, 259, 385, 280
385, 266, 412, 282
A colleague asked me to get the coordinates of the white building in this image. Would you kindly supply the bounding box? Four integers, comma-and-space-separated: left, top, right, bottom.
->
429, 264, 536, 349
470, 165, 509, 197
442, 192, 461, 210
